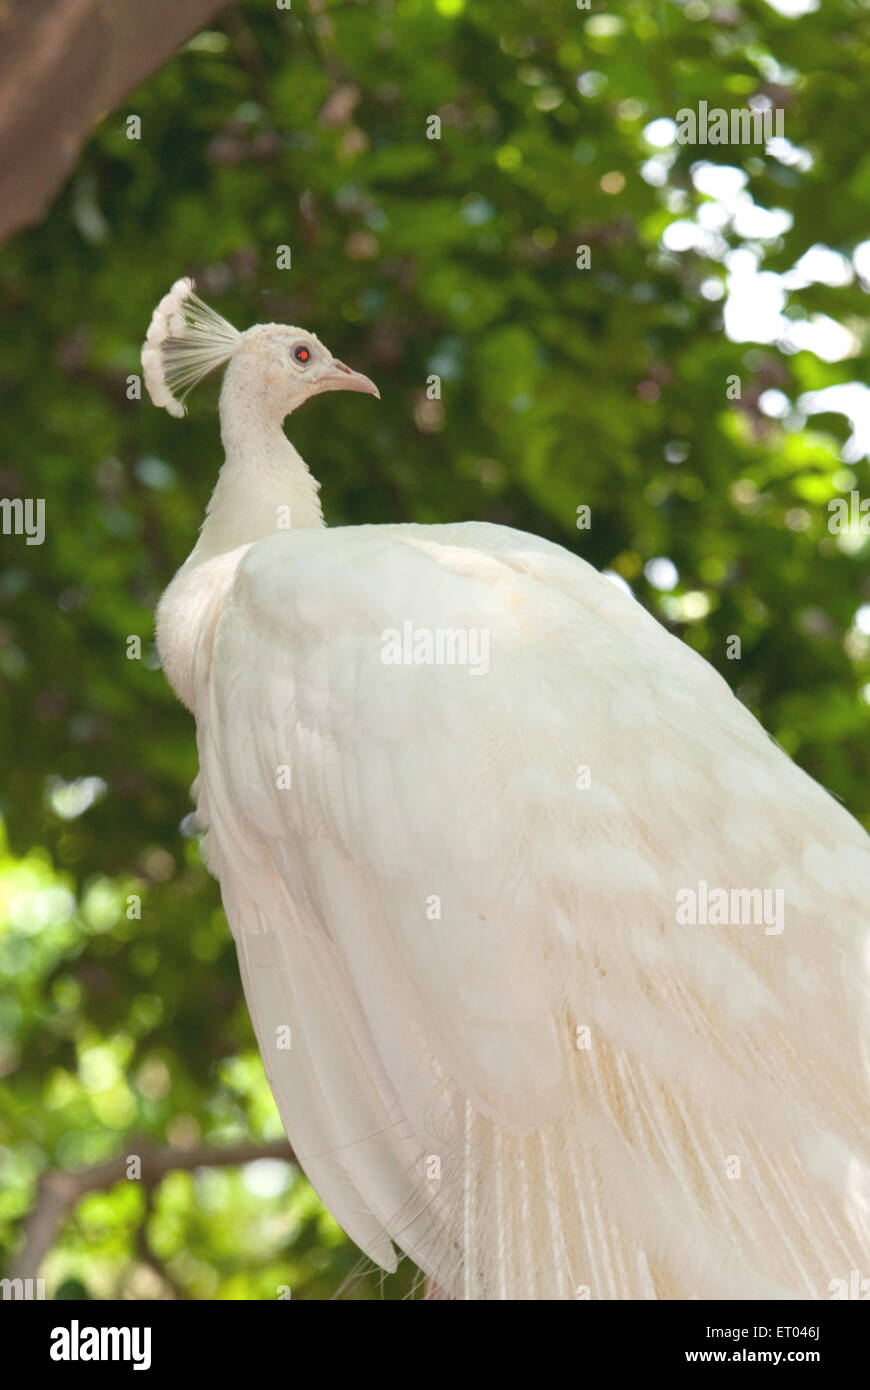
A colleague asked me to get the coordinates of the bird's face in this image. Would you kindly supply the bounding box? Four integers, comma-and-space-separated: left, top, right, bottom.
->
238, 324, 379, 417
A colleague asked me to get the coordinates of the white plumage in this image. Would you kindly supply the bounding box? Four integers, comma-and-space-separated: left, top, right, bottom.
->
146, 279, 870, 1300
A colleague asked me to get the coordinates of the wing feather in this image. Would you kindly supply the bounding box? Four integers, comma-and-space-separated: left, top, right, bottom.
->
192, 520, 870, 1298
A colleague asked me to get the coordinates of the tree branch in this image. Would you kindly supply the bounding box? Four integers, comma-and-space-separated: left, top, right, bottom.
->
8, 1137, 295, 1283
0, 0, 230, 245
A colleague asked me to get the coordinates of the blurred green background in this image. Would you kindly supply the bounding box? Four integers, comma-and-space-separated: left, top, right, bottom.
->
1, 0, 869, 1299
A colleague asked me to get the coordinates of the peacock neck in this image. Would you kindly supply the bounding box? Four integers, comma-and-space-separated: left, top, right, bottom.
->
188, 373, 324, 565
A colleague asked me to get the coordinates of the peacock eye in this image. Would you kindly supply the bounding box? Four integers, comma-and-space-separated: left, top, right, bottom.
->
293, 344, 311, 365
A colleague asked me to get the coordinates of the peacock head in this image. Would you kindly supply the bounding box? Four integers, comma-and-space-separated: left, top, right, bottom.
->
141, 278, 379, 422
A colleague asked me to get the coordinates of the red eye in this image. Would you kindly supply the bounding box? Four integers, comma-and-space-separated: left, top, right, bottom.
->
294, 345, 310, 364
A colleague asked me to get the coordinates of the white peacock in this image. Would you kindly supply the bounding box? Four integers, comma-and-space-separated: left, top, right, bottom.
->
144, 277, 870, 1301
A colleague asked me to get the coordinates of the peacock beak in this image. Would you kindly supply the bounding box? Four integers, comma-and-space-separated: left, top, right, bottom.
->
318, 359, 380, 399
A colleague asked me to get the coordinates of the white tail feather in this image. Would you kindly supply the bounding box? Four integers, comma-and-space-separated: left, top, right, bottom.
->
141, 277, 240, 418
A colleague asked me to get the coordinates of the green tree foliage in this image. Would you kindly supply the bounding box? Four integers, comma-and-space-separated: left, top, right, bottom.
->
1, 0, 869, 1298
